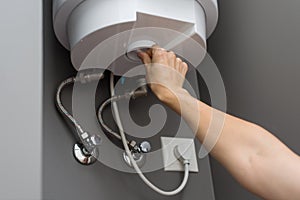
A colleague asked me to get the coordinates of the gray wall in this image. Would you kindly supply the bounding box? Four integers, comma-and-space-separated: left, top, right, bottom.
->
207, 0, 300, 199
43, 0, 215, 200
0, 1, 42, 199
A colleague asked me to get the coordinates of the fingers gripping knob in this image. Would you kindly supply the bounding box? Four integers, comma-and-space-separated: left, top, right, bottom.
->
126, 40, 156, 62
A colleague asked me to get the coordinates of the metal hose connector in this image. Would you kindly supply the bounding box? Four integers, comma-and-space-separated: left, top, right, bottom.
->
97, 93, 140, 151
55, 73, 104, 151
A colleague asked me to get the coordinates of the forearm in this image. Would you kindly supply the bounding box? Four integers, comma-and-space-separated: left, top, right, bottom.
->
160, 88, 300, 199
139, 46, 300, 199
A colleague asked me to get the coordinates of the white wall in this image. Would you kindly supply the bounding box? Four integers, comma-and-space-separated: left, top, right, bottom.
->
0, 1, 42, 199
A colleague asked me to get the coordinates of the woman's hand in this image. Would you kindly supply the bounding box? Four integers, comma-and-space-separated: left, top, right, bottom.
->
138, 45, 189, 104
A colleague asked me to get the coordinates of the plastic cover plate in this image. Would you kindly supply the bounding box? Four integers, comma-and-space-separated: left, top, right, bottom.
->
161, 137, 199, 172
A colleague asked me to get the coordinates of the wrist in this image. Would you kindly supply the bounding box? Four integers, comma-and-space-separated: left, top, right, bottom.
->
157, 88, 190, 106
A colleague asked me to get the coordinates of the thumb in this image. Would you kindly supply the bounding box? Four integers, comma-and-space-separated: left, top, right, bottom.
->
138, 51, 152, 64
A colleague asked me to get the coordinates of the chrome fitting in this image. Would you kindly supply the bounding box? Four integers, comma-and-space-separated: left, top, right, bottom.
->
75, 72, 104, 84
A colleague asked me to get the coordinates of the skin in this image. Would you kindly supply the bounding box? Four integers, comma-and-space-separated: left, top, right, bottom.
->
138, 46, 300, 200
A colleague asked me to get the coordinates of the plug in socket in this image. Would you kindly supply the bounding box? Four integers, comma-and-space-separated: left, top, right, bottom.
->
161, 137, 199, 172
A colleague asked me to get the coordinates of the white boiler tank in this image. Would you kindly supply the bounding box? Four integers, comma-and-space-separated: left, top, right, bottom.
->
53, 0, 218, 75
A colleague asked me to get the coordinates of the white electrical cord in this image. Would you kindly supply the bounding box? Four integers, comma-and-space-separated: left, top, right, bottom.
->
109, 73, 190, 196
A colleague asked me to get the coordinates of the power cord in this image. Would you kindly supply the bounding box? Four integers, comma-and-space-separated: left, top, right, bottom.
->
109, 73, 190, 196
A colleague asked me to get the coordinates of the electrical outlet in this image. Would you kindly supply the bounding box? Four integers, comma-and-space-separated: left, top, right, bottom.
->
161, 137, 199, 172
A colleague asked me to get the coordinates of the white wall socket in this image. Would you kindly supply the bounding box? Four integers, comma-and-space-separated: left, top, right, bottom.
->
161, 137, 199, 172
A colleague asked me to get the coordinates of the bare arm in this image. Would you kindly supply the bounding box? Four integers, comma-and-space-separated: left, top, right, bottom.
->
138, 46, 300, 200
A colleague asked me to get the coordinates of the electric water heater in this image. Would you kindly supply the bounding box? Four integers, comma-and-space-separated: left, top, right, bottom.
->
53, 0, 220, 195
53, 0, 218, 75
